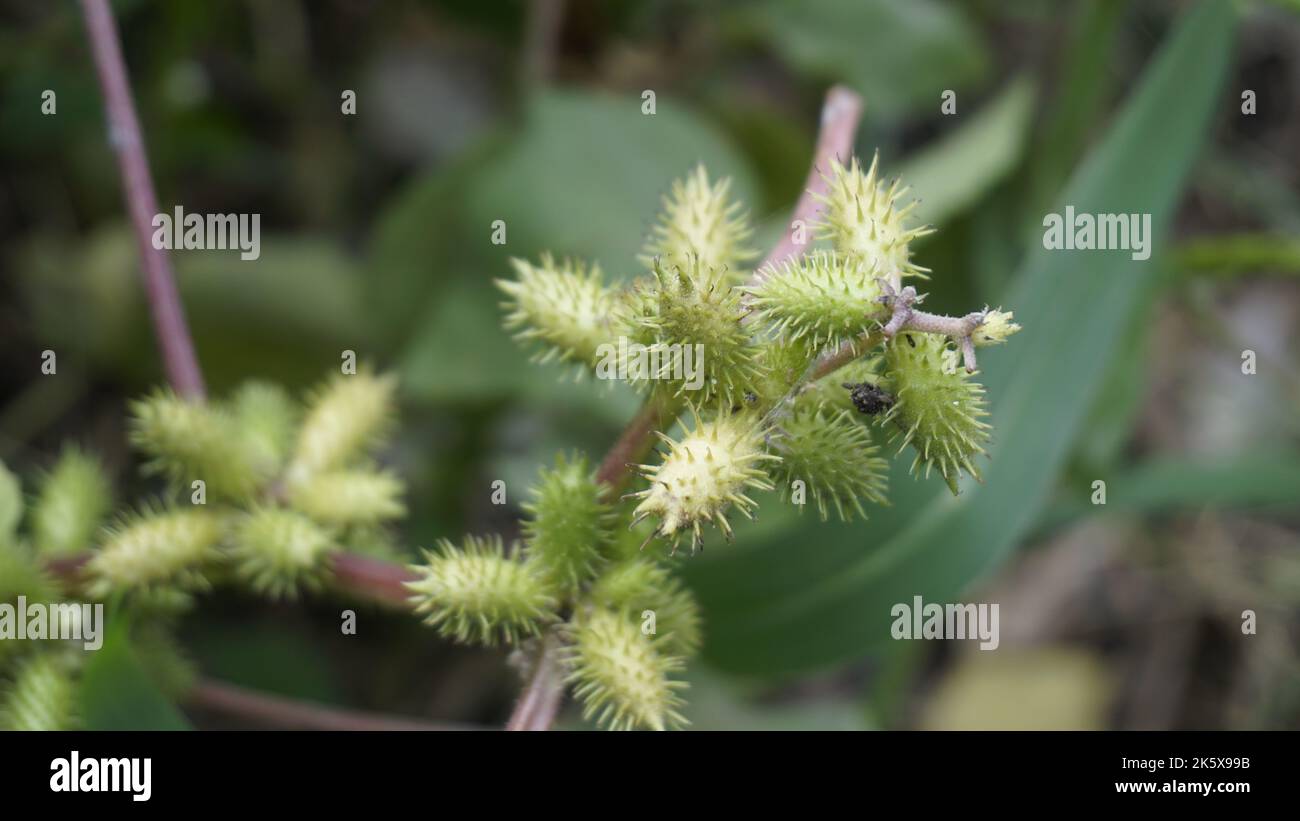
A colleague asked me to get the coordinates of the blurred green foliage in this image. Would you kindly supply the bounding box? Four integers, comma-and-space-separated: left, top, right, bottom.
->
1, 0, 1297, 729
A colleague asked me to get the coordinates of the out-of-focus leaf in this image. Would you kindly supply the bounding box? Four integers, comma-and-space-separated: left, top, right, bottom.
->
1026, 0, 1125, 218
186, 622, 342, 704
18, 229, 369, 391
682, 0, 1236, 675
739, 0, 990, 120
1173, 234, 1300, 278
366, 138, 506, 344
401, 278, 527, 404
1072, 311, 1153, 474
896, 78, 1036, 227
79, 624, 192, 731
398, 276, 642, 423
464, 90, 757, 277
1041, 454, 1300, 531
178, 237, 371, 389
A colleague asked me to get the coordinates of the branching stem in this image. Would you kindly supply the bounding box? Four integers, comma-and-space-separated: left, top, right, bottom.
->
878, 281, 988, 373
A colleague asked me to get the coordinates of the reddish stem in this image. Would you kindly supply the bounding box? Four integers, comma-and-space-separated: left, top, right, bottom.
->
80, 0, 205, 399
504, 633, 565, 731
750, 86, 865, 282
329, 552, 419, 606
187, 678, 480, 731
594, 398, 676, 496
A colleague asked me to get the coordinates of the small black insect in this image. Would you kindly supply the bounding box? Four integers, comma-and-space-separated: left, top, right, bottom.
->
843, 381, 894, 416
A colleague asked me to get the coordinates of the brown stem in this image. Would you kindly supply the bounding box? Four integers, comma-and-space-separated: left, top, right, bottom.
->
594, 397, 680, 498
329, 551, 419, 606
504, 633, 566, 731
186, 678, 480, 731
521, 0, 565, 88
80, 0, 205, 399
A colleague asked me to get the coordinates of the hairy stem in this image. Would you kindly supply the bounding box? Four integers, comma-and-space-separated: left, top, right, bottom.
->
80, 0, 205, 399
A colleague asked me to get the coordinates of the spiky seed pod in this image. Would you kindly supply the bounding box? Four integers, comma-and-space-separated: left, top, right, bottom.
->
30, 446, 113, 557
87, 507, 224, 597
230, 381, 300, 478
814, 154, 933, 282
497, 254, 623, 368
0, 652, 79, 730
641, 165, 755, 279
745, 250, 889, 355
768, 405, 889, 521
288, 371, 397, 481
287, 469, 405, 527
405, 536, 557, 646
521, 454, 612, 598
753, 337, 817, 403
626, 259, 761, 406
566, 607, 687, 731
231, 508, 337, 599
973, 308, 1021, 346
589, 559, 703, 657
129, 390, 262, 500
880, 333, 991, 494
631, 411, 775, 551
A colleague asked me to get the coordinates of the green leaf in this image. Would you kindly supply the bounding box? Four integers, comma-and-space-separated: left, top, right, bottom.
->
186, 623, 343, 704
1173, 234, 1300, 278
1041, 454, 1300, 531
682, 0, 1237, 675
740, 0, 990, 120
895, 78, 1036, 227
78, 623, 192, 730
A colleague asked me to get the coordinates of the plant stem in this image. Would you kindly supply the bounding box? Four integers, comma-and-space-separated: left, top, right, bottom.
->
187, 678, 480, 731
80, 0, 205, 399
744, 85, 864, 303
330, 552, 419, 606
594, 396, 681, 497
504, 633, 566, 731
